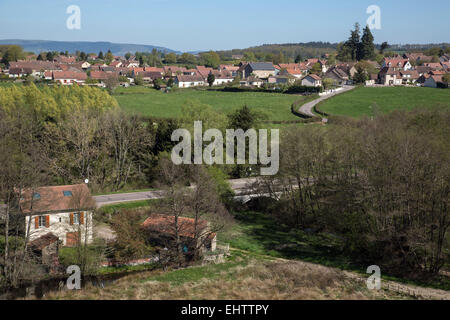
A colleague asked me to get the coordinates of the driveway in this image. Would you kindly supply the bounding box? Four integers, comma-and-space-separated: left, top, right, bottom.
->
298, 85, 355, 118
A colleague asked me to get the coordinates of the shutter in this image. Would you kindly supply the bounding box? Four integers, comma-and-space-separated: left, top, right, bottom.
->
35, 216, 39, 229
45, 215, 50, 228
80, 212, 84, 225
70, 213, 74, 225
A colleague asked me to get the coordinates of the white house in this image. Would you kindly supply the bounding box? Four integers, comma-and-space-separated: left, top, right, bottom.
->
20, 184, 95, 247
301, 74, 322, 87
175, 74, 205, 88
381, 58, 412, 71
52, 71, 87, 85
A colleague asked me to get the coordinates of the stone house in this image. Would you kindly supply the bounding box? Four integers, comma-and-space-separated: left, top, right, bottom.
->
29, 233, 60, 269
19, 184, 95, 247
143, 214, 217, 256
301, 74, 322, 87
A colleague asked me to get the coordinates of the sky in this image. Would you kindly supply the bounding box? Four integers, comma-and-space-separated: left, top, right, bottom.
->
0, 0, 449, 52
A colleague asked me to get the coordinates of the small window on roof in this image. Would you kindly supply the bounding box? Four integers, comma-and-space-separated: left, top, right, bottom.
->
63, 191, 73, 197
32, 193, 41, 200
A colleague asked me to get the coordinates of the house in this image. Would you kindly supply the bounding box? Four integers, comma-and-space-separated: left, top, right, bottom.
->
324, 67, 351, 86
399, 70, 420, 84
240, 62, 276, 79
240, 76, 264, 87
90, 71, 110, 81
163, 66, 187, 77
109, 61, 123, 68
137, 71, 163, 83
381, 57, 412, 71
336, 63, 358, 78
231, 54, 244, 60
52, 71, 87, 85
143, 214, 216, 255
145, 67, 164, 74
175, 74, 205, 88
210, 70, 234, 86
196, 66, 214, 80
403, 53, 433, 64
268, 74, 296, 85
19, 184, 95, 247
423, 75, 447, 88
301, 74, 322, 87
365, 74, 378, 86
219, 65, 239, 77
423, 62, 443, 71
415, 66, 433, 76
378, 67, 402, 86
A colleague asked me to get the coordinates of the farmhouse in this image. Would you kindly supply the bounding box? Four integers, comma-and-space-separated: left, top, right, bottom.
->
52, 71, 87, 85
239, 62, 276, 79
20, 184, 95, 247
301, 74, 322, 87
175, 74, 205, 88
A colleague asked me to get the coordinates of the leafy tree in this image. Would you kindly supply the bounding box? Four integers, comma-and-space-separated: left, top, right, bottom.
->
295, 54, 303, 63
243, 51, 256, 62
179, 52, 197, 65
380, 42, 389, 54
0, 45, 24, 64
134, 74, 144, 86
310, 62, 322, 75
201, 51, 221, 68
353, 65, 368, 83
443, 73, 450, 85
105, 50, 114, 64
164, 52, 177, 64
207, 73, 215, 87
125, 52, 131, 60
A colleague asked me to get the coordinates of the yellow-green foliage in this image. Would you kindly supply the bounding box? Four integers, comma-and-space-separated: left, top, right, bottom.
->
0, 84, 118, 121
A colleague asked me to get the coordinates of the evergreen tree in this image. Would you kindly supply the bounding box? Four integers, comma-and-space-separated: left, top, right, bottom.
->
360, 25, 375, 60
207, 73, 215, 87
295, 54, 303, 63
98, 51, 104, 60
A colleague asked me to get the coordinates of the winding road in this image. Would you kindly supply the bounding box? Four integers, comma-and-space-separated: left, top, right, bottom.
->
298, 85, 355, 118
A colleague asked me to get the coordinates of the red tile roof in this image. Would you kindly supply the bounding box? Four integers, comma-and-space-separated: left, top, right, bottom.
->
19, 184, 94, 214
53, 71, 87, 81
143, 214, 210, 239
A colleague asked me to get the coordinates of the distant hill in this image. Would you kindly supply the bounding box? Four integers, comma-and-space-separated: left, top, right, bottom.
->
0, 39, 181, 56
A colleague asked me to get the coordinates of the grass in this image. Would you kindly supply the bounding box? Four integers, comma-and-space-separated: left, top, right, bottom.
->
115, 86, 310, 122
43, 250, 413, 300
97, 199, 158, 215
318, 86, 450, 118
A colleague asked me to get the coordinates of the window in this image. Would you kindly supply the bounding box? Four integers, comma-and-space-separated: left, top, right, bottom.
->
38, 216, 46, 228
32, 193, 41, 200
73, 213, 80, 224
63, 191, 73, 197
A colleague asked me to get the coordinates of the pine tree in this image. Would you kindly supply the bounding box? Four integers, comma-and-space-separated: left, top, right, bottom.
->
361, 25, 375, 60
348, 23, 361, 61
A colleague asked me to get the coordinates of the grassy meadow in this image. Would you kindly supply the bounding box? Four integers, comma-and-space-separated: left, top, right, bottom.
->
318, 86, 450, 118
114, 86, 310, 122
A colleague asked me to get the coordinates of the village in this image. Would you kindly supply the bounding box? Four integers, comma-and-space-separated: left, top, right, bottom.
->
2, 49, 450, 90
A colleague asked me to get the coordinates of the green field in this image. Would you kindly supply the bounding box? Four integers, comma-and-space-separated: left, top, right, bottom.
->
318, 86, 450, 117
115, 87, 309, 121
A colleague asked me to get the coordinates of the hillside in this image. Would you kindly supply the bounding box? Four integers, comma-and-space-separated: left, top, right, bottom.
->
41, 250, 450, 300
0, 39, 180, 55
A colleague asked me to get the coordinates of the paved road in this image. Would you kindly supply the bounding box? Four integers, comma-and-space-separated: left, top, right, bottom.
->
299, 85, 355, 118
94, 177, 260, 207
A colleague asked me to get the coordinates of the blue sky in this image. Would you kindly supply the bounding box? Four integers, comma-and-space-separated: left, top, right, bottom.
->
0, 0, 449, 52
